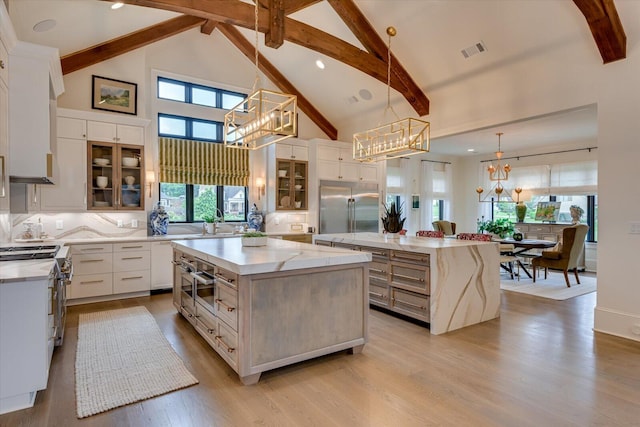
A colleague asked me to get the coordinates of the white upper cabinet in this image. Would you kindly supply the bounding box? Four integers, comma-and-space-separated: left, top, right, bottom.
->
57, 117, 86, 140
275, 142, 308, 161
39, 137, 87, 211
316, 143, 378, 182
87, 121, 144, 146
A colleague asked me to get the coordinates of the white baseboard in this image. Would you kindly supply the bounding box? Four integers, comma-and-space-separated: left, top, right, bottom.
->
594, 306, 640, 342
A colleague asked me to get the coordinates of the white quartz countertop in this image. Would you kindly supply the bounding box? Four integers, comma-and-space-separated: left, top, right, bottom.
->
313, 232, 497, 254
172, 237, 371, 275
0, 258, 55, 282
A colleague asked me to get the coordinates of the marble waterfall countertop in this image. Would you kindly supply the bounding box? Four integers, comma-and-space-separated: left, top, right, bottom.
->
314, 232, 501, 335
172, 237, 371, 275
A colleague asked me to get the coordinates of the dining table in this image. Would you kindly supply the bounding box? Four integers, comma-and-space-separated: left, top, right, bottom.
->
497, 238, 557, 279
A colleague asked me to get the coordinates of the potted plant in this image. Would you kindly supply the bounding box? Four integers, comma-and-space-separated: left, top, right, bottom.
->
381, 202, 406, 235
478, 218, 514, 239
241, 231, 268, 247
202, 213, 219, 234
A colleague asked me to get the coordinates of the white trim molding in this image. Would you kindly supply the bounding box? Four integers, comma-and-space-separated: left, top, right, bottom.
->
594, 306, 640, 342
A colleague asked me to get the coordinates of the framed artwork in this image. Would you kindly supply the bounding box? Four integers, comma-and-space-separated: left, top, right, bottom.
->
412, 194, 420, 209
92, 75, 137, 115
534, 201, 561, 222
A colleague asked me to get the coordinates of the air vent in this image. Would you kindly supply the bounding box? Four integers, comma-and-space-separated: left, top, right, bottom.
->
346, 95, 359, 105
461, 41, 487, 59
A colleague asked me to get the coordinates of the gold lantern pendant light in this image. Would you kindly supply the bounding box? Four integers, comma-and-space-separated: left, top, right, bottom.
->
224, 2, 297, 150
476, 132, 515, 203
353, 27, 430, 162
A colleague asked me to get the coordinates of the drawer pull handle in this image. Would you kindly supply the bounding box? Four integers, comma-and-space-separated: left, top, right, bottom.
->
80, 248, 106, 252
122, 276, 143, 281
214, 336, 235, 353
392, 298, 426, 310
122, 245, 143, 249
80, 259, 104, 263
393, 273, 425, 282
214, 273, 235, 284
122, 256, 143, 260
215, 298, 236, 312
369, 268, 387, 274
369, 291, 386, 299
80, 280, 104, 285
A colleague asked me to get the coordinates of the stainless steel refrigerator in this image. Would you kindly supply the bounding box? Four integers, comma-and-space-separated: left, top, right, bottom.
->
319, 181, 379, 234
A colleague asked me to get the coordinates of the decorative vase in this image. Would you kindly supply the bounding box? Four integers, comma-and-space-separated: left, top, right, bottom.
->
247, 204, 264, 231
515, 202, 527, 223
149, 202, 169, 235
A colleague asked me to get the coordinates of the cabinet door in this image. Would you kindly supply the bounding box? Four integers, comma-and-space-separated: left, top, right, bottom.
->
40, 138, 87, 211
276, 143, 307, 161
317, 159, 341, 180
57, 117, 86, 140
359, 163, 378, 182
87, 141, 116, 209
276, 159, 307, 210
116, 124, 144, 146
151, 241, 174, 290
87, 121, 117, 142
0, 39, 8, 86
318, 145, 340, 161
339, 163, 359, 181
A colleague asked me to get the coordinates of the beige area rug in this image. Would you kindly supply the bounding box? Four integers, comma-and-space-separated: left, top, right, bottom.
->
500, 272, 597, 300
75, 306, 198, 418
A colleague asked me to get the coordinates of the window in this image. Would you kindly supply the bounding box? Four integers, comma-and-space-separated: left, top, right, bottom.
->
158, 114, 221, 142
156, 75, 251, 224
157, 77, 245, 109
160, 183, 247, 223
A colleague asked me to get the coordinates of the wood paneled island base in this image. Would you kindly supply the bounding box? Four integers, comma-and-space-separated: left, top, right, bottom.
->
172, 238, 371, 385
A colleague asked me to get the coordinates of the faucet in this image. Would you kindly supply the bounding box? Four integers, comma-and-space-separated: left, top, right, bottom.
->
215, 208, 224, 223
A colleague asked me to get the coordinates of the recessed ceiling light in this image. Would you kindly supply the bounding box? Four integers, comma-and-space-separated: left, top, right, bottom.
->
111, 2, 125, 10
467, 148, 476, 152
315, 59, 325, 69
33, 19, 56, 33
358, 89, 373, 101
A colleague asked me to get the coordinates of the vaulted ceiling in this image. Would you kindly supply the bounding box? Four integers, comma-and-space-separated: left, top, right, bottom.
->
5, 0, 628, 155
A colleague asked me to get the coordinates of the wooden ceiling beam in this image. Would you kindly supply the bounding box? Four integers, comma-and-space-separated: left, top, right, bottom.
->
112, 0, 426, 115
282, 0, 323, 15
265, 0, 285, 49
327, 0, 429, 116
200, 20, 218, 35
60, 15, 205, 74
573, 0, 626, 63
217, 22, 337, 140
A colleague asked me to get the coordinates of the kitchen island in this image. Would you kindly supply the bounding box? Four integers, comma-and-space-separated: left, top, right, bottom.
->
171, 237, 371, 385
313, 233, 500, 335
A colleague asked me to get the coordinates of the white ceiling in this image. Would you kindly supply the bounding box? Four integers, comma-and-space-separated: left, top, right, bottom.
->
6, 0, 602, 156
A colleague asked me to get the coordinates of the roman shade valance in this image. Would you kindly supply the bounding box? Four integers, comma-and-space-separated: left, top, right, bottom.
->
159, 137, 249, 186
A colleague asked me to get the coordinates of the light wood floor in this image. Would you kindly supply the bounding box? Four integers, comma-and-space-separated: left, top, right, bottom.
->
2, 286, 639, 427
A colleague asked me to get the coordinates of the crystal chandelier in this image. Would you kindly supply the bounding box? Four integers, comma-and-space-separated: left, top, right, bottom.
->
353, 27, 430, 162
476, 132, 516, 203
224, 2, 297, 150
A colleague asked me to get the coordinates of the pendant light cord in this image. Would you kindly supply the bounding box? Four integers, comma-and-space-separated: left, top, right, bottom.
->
383, 27, 400, 124
252, 1, 260, 94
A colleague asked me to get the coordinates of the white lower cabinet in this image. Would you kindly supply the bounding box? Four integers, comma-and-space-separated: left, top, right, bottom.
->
0, 276, 53, 414
69, 241, 151, 302
151, 241, 173, 290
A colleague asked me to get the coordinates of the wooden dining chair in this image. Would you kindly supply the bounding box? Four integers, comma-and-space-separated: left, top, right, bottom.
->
416, 230, 444, 238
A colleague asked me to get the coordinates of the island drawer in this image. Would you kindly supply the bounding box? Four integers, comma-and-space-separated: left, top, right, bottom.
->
332, 242, 359, 251
368, 259, 389, 280
390, 261, 430, 294
215, 267, 238, 290
369, 279, 389, 306
215, 284, 238, 330
180, 303, 197, 326
214, 318, 238, 369
359, 246, 389, 260
314, 240, 332, 247
195, 301, 217, 333
114, 242, 150, 252
390, 288, 430, 322
390, 250, 430, 266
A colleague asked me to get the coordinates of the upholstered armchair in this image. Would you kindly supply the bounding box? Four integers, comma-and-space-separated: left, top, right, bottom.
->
432, 220, 456, 235
532, 224, 589, 287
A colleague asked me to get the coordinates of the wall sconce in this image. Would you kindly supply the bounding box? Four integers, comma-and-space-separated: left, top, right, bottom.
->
146, 170, 155, 198
256, 177, 266, 200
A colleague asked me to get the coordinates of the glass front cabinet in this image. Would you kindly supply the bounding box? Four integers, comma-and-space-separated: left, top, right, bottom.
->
276, 158, 308, 210
87, 141, 144, 210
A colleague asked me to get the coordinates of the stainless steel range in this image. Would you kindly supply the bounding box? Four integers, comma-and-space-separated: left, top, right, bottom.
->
0, 245, 73, 345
